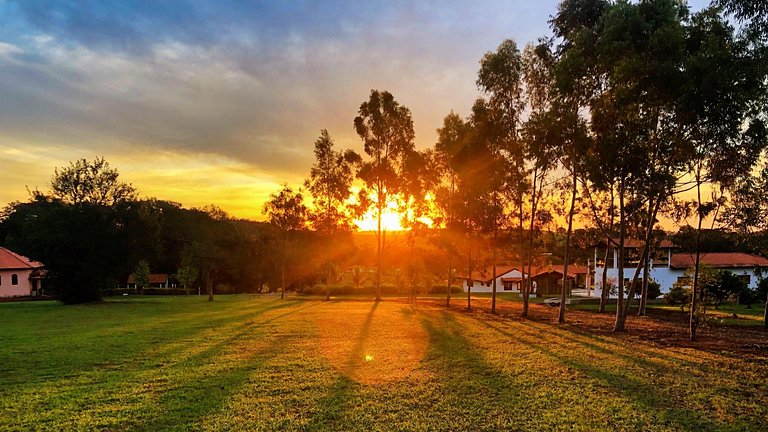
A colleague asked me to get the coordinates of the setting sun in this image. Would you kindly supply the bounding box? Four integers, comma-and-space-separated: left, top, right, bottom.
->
354, 203, 405, 231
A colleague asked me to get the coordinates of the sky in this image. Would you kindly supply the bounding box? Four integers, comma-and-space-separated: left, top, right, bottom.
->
0, 0, 710, 220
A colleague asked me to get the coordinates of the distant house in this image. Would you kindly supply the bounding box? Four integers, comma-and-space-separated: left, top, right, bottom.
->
127, 273, 170, 288
0, 247, 45, 297
530, 265, 590, 297
458, 265, 524, 293
592, 237, 768, 297
458, 264, 589, 297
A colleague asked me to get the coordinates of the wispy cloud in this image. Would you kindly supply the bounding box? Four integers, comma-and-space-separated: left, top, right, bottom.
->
0, 0, 712, 218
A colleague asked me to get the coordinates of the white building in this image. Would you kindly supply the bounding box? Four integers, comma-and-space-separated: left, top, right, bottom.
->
592, 238, 768, 297
458, 264, 589, 297
458, 265, 524, 293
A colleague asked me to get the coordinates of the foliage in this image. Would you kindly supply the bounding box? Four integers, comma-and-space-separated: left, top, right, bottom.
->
50, 157, 137, 206
175, 264, 198, 295
132, 260, 150, 290
701, 269, 749, 308
666, 284, 691, 311
354, 90, 415, 299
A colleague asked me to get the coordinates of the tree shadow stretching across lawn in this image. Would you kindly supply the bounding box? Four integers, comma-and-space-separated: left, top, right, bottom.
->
0, 297, 315, 431
465, 313, 760, 431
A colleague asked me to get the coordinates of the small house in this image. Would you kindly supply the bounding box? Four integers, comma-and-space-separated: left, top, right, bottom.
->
0, 247, 45, 297
127, 273, 170, 288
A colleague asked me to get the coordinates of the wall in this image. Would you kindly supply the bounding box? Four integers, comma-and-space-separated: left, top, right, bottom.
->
0, 269, 33, 297
462, 269, 524, 293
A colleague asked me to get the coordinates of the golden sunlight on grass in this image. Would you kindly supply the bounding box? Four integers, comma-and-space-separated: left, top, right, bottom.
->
314, 301, 429, 385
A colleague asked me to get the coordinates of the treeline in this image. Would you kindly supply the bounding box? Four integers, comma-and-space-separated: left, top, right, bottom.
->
1, 1, 767, 340
0, 158, 331, 303
263, 0, 768, 338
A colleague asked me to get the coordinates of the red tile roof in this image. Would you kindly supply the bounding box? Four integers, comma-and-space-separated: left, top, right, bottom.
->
457, 265, 521, 283
459, 264, 589, 282
531, 265, 589, 278
127, 273, 169, 284
670, 252, 768, 269
603, 237, 675, 248
0, 247, 43, 270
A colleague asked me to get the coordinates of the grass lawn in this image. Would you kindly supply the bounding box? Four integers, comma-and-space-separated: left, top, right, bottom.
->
1, 295, 767, 431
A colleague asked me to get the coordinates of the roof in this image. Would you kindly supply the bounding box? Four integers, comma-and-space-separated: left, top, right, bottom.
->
457, 265, 521, 283
604, 237, 675, 249
670, 252, 768, 269
531, 265, 589, 279
459, 264, 588, 282
0, 247, 43, 270
127, 273, 170, 284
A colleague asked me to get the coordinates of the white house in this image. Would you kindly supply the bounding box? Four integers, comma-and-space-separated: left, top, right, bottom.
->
458, 265, 525, 293
0, 247, 45, 297
458, 264, 590, 297
592, 238, 768, 297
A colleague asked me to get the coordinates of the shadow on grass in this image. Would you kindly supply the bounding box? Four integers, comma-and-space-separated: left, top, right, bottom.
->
466, 313, 733, 431
3, 298, 318, 430
304, 301, 379, 430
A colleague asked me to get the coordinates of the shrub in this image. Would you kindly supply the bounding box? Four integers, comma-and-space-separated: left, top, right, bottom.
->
647, 280, 662, 300
665, 284, 690, 311
215, 283, 235, 294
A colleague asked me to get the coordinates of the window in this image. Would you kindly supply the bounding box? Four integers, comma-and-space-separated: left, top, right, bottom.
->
739, 274, 750, 285
11, 274, 19, 285
0, 275, 2, 285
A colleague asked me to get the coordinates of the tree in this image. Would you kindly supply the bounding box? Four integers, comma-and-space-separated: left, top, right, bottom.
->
176, 263, 198, 296
304, 129, 360, 300
132, 260, 150, 294
263, 185, 308, 299
0, 196, 126, 304
477, 39, 528, 314
355, 90, 415, 301
431, 113, 468, 307
50, 157, 136, 206
677, 7, 768, 340
702, 269, 748, 309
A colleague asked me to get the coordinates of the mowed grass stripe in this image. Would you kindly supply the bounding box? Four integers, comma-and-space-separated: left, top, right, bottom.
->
1, 295, 766, 431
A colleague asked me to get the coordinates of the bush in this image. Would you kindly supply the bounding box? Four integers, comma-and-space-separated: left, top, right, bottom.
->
665, 284, 690, 310
429, 285, 463, 294
215, 283, 235, 294
647, 280, 662, 300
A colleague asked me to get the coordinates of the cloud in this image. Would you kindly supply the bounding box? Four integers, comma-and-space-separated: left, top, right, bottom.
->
0, 0, 713, 218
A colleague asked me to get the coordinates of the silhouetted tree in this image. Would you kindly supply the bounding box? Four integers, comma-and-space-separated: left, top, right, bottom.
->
263, 185, 308, 299
305, 129, 361, 300
355, 90, 415, 301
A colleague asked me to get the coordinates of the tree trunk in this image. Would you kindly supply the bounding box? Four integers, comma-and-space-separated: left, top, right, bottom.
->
467, 232, 473, 310
620, 197, 662, 320
638, 200, 654, 316
690, 172, 704, 341
599, 244, 610, 313
559, 164, 577, 323
519, 195, 528, 317
206, 267, 213, 302
326, 240, 332, 301
376, 199, 382, 302
613, 182, 626, 332
638, 252, 650, 316
524, 169, 539, 318
491, 239, 498, 314
763, 291, 767, 328
446, 255, 452, 307
281, 237, 286, 300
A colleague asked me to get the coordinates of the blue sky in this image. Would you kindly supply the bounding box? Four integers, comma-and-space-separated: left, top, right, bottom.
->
0, 0, 711, 218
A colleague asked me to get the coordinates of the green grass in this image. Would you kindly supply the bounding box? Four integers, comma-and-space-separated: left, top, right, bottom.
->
1, 295, 767, 431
